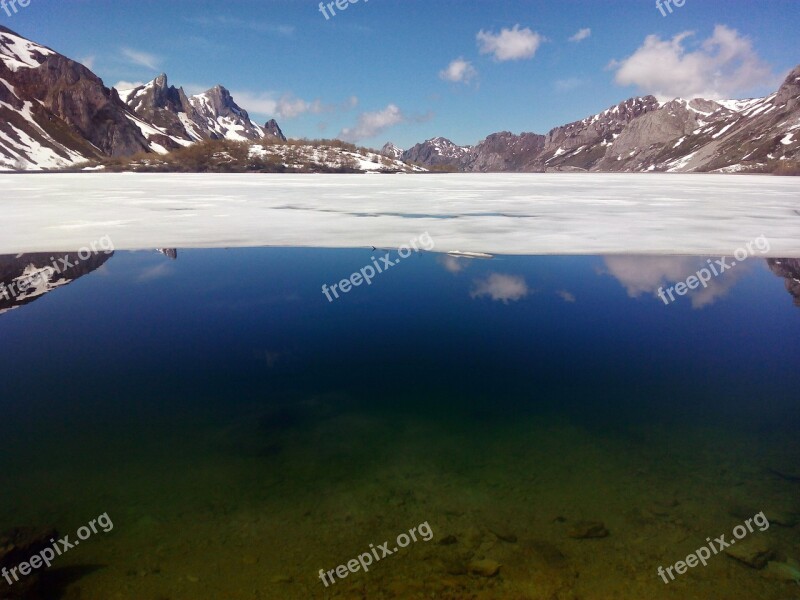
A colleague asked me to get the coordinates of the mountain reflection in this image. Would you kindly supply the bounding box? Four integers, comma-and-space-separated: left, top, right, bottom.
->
767, 258, 800, 307
0, 251, 114, 315
2, 251, 798, 317
0, 249, 178, 316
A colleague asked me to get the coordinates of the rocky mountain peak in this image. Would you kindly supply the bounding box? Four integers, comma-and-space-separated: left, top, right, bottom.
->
195, 85, 245, 118
381, 142, 403, 159
264, 119, 287, 141
774, 65, 800, 108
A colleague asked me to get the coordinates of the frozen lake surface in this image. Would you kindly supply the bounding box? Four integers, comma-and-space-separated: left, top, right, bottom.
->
1, 173, 798, 255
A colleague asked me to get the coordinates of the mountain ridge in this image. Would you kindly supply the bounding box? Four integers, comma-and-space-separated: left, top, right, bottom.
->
0, 26, 288, 170
1, 25, 797, 174
385, 67, 800, 174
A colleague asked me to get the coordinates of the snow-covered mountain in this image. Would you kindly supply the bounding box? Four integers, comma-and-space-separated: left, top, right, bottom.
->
401, 136, 473, 168
3, 24, 797, 174
0, 26, 286, 170
391, 66, 800, 174
380, 142, 403, 159
115, 75, 287, 152
0, 25, 151, 170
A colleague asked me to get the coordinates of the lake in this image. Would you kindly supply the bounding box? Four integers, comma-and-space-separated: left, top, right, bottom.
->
1, 246, 799, 599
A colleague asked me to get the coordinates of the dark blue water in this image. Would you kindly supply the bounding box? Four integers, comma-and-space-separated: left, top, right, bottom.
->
1, 249, 798, 599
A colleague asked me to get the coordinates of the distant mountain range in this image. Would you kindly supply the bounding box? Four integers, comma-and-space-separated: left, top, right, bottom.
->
1, 25, 798, 174
386, 69, 800, 174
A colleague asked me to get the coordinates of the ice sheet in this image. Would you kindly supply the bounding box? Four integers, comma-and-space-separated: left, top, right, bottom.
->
0, 173, 798, 256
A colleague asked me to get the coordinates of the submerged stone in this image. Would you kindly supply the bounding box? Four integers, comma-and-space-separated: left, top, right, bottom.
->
468, 559, 502, 577
567, 521, 609, 539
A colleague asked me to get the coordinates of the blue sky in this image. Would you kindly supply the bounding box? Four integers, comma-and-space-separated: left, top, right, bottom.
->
4, 0, 799, 148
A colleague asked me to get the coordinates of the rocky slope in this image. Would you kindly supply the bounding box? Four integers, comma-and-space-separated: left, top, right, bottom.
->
387, 66, 800, 174
0, 25, 150, 169
92, 138, 427, 173
0, 26, 287, 170
117, 75, 287, 152
402, 137, 472, 169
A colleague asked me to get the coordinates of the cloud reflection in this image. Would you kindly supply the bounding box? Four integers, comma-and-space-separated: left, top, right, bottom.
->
602, 256, 751, 309
470, 273, 529, 304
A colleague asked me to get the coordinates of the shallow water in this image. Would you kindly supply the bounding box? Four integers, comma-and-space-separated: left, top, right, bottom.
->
1, 248, 799, 599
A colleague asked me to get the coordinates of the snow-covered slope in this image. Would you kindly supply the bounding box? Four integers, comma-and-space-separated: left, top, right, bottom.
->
0, 25, 152, 170
102, 140, 427, 173
0, 28, 101, 169
114, 76, 287, 150
0, 26, 288, 171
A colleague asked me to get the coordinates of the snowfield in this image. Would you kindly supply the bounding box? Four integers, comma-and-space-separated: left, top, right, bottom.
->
0, 173, 798, 256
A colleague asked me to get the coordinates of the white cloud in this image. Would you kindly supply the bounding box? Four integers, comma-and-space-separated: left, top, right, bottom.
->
80, 55, 96, 70
275, 96, 327, 119
338, 104, 404, 142
470, 273, 529, 303
439, 255, 469, 274
555, 77, 585, 92
228, 91, 278, 115
136, 263, 173, 282
477, 25, 543, 62
231, 92, 344, 120
113, 80, 144, 92
611, 25, 775, 100
121, 47, 161, 71
439, 58, 478, 84
569, 28, 591, 43
556, 290, 576, 303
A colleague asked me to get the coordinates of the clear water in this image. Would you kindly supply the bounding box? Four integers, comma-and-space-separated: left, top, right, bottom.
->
1, 248, 799, 599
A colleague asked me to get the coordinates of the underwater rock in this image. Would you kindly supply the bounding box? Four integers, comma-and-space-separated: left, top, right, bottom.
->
724, 537, 774, 569
489, 528, 517, 543
762, 559, 800, 582
768, 466, 800, 483
0, 526, 59, 599
526, 540, 569, 569
765, 510, 799, 527
648, 499, 679, 516
468, 559, 502, 577
567, 521, 609, 539
438, 534, 458, 546
731, 504, 798, 527
442, 558, 468, 576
